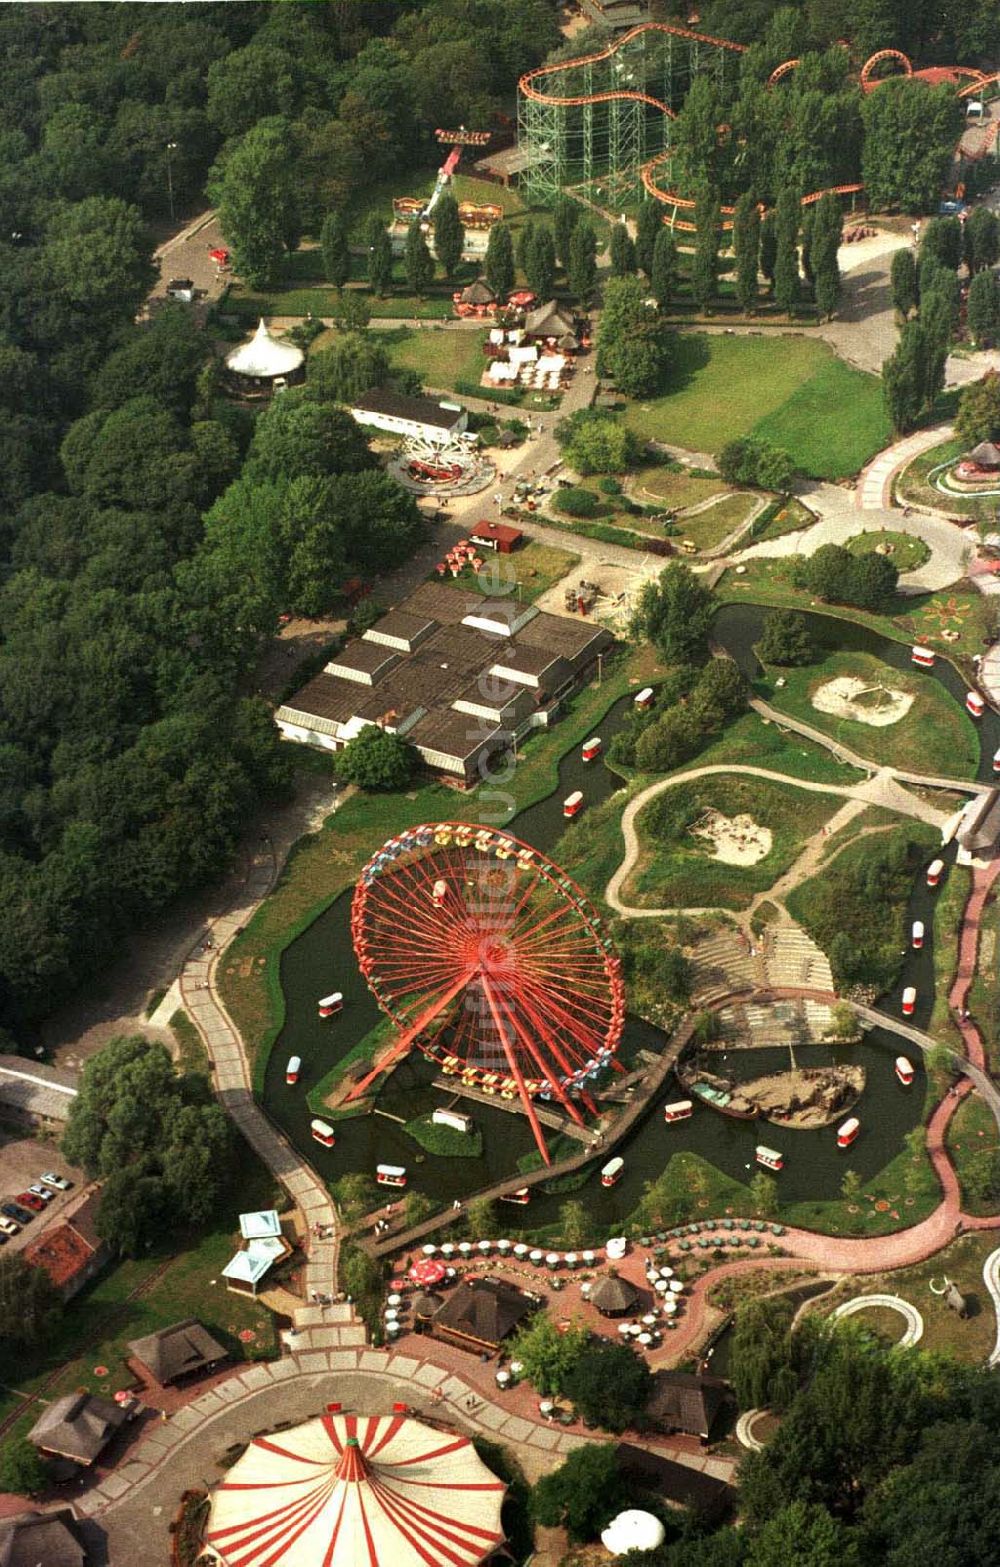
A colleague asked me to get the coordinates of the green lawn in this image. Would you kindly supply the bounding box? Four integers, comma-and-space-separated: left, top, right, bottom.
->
749, 496, 815, 544
930, 863, 973, 1038
0, 1141, 280, 1442
844, 528, 930, 573
757, 649, 980, 777
946, 1092, 1000, 1216
824, 1232, 1000, 1362
631, 466, 726, 508
717, 562, 992, 660
378, 324, 488, 394
622, 335, 890, 480
675, 492, 759, 552
691, 708, 866, 786
624, 772, 840, 910
446, 540, 580, 603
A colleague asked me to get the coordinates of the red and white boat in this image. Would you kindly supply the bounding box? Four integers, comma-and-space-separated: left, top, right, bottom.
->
285, 1055, 301, 1085
837, 1117, 860, 1149
926, 859, 944, 888
755, 1145, 784, 1171
911, 645, 936, 669
311, 1118, 336, 1148
601, 1156, 624, 1188
901, 986, 917, 1016
563, 791, 583, 819
318, 992, 343, 1017
376, 1164, 407, 1188
911, 920, 924, 949
895, 1056, 915, 1086
967, 690, 985, 719
993, 747, 1000, 775
582, 736, 602, 762
634, 687, 654, 711
501, 1186, 531, 1205
664, 1100, 694, 1123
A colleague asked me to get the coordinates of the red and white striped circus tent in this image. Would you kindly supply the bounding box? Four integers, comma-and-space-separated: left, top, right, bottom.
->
203, 1410, 507, 1567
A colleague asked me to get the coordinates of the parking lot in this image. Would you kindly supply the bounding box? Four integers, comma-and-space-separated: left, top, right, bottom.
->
0, 1129, 86, 1253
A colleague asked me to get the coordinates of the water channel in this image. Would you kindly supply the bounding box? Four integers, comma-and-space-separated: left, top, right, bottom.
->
261, 604, 998, 1233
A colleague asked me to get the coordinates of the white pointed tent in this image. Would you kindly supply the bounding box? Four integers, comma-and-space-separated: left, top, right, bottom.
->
225, 318, 304, 382
204, 1411, 506, 1567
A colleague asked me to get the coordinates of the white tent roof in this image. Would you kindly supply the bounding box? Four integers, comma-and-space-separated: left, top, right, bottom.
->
239, 1209, 282, 1240
601, 1509, 667, 1554
226, 318, 304, 379
221, 1249, 274, 1286
205, 1413, 506, 1567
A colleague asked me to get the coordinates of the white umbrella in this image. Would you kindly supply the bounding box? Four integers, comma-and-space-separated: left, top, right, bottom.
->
539, 1399, 554, 1416
659, 1266, 674, 1279
545, 1252, 560, 1268
440, 1243, 456, 1258
565, 1253, 578, 1268
497, 1240, 512, 1254
384, 1308, 399, 1322
529, 1249, 544, 1265
582, 1251, 596, 1266
606, 1237, 627, 1261
602, 1511, 666, 1556
458, 1242, 473, 1257
617, 1322, 632, 1336
638, 1332, 653, 1346
509, 1360, 524, 1376
477, 1240, 492, 1254
387, 1294, 402, 1307
513, 1244, 529, 1259
495, 1370, 511, 1387
422, 1244, 438, 1256
662, 1297, 677, 1315
641, 1313, 658, 1326
669, 1279, 683, 1294
655, 1278, 669, 1293
385, 1319, 402, 1336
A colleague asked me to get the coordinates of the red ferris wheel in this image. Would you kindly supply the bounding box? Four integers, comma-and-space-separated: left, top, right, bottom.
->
347, 823, 625, 1163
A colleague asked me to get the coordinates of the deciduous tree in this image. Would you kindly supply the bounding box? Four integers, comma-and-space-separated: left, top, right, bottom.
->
485, 220, 515, 300
335, 727, 416, 791
609, 221, 636, 276
404, 221, 434, 296
433, 193, 463, 280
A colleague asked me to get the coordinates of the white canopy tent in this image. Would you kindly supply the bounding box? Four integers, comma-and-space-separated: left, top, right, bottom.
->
225, 318, 304, 380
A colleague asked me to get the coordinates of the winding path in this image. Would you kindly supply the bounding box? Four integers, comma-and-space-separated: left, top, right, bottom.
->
831, 1293, 924, 1346
606, 762, 949, 919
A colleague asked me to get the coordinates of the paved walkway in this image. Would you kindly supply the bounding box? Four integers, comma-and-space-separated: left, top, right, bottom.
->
831, 1293, 924, 1346
857, 424, 955, 512
92, 1351, 735, 1560
984, 1247, 1000, 1367
178, 842, 342, 1324
737, 477, 971, 592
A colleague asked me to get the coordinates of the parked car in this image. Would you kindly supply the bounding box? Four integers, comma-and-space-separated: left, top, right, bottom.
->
0, 1216, 18, 1235
27, 1184, 54, 1203
16, 1191, 45, 1212
2, 1201, 33, 1224
39, 1171, 71, 1191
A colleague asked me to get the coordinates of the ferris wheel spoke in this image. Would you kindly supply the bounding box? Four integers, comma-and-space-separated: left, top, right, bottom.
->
484, 979, 588, 1126
510, 971, 613, 1061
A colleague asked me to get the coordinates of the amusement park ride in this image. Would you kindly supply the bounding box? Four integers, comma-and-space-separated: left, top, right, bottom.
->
346, 823, 626, 1164
517, 23, 1000, 230
393, 127, 502, 230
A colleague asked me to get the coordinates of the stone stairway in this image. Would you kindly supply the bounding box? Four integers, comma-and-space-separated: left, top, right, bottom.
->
281, 1302, 367, 1354
761, 926, 834, 992
688, 928, 764, 1006
711, 995, 835, 1051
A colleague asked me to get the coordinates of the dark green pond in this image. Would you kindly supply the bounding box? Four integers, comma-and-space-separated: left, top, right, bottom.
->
261, 604, 991, 1233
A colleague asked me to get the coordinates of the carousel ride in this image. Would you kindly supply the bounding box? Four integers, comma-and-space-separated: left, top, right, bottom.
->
346, 823, 626, 1163
389, 435, 495, 497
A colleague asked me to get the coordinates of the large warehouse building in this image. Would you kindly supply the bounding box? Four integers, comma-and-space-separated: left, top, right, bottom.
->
275, 583, 612, 786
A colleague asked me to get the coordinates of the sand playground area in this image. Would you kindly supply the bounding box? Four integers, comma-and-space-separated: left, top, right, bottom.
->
691, 809, 772, 866
811, 675, 914, 727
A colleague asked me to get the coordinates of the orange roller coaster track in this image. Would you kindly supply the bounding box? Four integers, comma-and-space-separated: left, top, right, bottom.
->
520, 24, 988, 234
